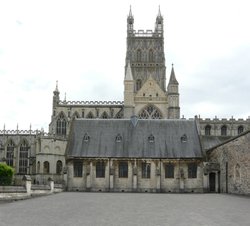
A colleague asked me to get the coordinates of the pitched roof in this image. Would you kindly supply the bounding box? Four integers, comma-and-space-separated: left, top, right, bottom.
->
66, 118, 203, 159
206, 130, 250, 153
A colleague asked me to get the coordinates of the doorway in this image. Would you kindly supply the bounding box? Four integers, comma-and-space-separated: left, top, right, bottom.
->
209, 172, 216, 192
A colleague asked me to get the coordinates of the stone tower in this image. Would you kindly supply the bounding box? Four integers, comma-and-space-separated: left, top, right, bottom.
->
167, 65, 180, 119
124, 7, 180, 119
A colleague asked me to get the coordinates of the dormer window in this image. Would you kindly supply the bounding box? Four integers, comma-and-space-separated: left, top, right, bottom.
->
181, 134, 187, 143
115, 134, 122, 143
83, 133, 90, 143
148, 134, 155, 143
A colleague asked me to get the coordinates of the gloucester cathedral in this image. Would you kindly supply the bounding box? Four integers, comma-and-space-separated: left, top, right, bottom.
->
0, 8, 249, 194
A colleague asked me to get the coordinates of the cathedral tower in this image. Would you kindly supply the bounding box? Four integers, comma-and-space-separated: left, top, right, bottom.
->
124, 7, 180, 119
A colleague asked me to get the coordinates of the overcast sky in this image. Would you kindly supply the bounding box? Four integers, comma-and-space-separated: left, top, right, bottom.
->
0, 0, 250, 131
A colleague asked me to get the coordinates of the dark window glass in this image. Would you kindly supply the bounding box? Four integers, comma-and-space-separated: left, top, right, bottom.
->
165, 163, 174, 178
56, 160, 63, 174
119, 162, 128, 178
56, 113, 67, 136
96, 161, 105, 178
221, 125, 227, 136
136, 79, 142, 91
6, 140, 15, 167
205, 125, 211, 136
74, 161, 83, 177
19, 140, 29, 174
142, 163, 150, 178
43, 161, 50, 174
188, 163, 197, 178
238, 126, 244, 135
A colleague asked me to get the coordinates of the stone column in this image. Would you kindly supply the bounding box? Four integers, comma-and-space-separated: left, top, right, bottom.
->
86, 161, 92, 191
156, 161, 161, 192
109, 159, 114, 191
132, 160, 137, 191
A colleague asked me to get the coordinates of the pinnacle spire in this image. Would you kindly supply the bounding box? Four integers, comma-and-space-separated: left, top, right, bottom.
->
125, 61, 133, 80
129, 5, 133, 17
55, 80, 58, 91
54, 80, 60, 95
169, 64, 178, 84
158, 5, 161, 17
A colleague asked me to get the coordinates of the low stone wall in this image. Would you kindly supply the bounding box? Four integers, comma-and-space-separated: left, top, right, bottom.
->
0, 176, 63, 201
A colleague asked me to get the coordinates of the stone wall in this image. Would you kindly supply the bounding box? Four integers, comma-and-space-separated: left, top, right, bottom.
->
67, 158, 204, 193
208, 131, 250, 195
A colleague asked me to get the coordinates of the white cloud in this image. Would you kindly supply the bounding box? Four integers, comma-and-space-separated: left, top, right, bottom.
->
0, 0, 250, 130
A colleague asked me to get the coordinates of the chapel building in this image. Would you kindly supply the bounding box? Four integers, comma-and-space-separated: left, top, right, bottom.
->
0, 8, 249, 194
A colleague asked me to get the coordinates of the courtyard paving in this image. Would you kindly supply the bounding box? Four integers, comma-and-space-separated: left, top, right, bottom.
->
0, 192, 249, 226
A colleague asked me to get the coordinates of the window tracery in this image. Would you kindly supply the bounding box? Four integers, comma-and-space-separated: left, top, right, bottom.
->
101, 111, 108, 119
137, 49, 142, 62
138, 105, 162, 119
6, 139, 15, 167
136, 79, 142, 91
19, 140, 29, 174
86, 112, 94, 119
56, 112, 67, 136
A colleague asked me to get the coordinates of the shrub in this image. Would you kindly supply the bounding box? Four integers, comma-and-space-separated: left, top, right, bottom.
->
0, 163, 14, 185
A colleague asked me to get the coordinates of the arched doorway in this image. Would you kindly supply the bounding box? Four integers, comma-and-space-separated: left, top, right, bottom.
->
209, 172, 216, 192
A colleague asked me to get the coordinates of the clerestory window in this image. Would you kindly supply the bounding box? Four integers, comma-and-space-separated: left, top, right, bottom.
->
6, 140, 15, 167
19, 140, 29, 174
56, 112, 67, 136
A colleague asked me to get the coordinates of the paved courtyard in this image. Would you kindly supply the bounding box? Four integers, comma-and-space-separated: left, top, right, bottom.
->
0, 192, 250, 226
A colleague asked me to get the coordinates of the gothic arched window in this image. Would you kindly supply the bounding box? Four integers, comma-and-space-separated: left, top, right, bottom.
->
37, 161, 40, 173
56, 112, 67, 136
101, 111, 108, 119
205, 125, 211, 136
149, 49, 154, 62
56, 160, 63, 174
221, 125, 227, 136
6, 139, 15, 167
19, 140, 29, 174
136, 79, 142, 91
138, 105, 162, 119
86, 112, 94, 119
137, 49, 142, 62
238, 126, 244, 135
44, 161, 50, 174
115, 109, 123, 119
72, 111, 80, 119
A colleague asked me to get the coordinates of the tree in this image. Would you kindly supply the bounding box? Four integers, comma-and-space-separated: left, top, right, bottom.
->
0, 163, 14, 185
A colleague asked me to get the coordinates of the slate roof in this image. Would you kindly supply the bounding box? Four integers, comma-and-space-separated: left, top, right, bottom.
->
201, 136, 233, 151
66, 118, 203, 159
